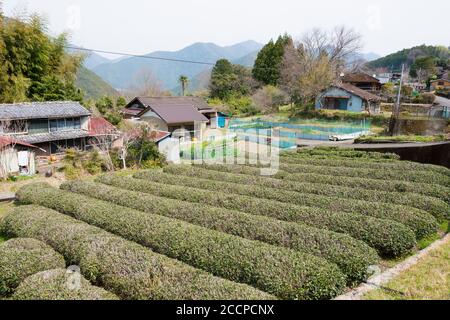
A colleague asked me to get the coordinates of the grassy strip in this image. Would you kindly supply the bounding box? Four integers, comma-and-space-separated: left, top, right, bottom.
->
164, 165, 448, 221
17, 183, 345, 300
13, 269, 119, 300
0, 238, 66, 296
159, 166, 437, 237
122, 173, 416, 258
198, 164, 450, 207
363, 236, 450, 300
355, 135, 447, 144
76, 176, 380, 283
1, 205, 274, 300
278, 163, 450, 187
281, 153, 450, 178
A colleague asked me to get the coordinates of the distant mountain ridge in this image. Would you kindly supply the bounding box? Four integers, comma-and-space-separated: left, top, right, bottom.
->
89, 40, 264, 92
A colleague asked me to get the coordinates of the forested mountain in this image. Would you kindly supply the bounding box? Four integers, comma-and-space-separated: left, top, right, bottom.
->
368, 45, 450, 70
91, 41, 264, 91
75, 66, 118, 100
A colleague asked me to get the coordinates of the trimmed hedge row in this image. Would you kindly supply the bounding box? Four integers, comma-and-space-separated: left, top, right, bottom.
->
80, 176, 379, 283
198, 164, 450, 205
102, 174, 417, 258
0, 238, 66, 296
162, 166, 448, 221
17, 183, 346, 300
278, 163, 450, 187
13, 269, 119, 300
281, 154, 450, 178
294, 148, 401, 160
150, 166, 437, 237
1, 205, 274, 300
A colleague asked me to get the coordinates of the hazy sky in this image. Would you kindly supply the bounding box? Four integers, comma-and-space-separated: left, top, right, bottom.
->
3, 0, 450, 59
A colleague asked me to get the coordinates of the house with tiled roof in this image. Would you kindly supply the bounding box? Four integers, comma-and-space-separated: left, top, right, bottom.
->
122, 97, 219, 140
315, 83, 382, 114
341, 72, 382, 92
0, 101, 117, 156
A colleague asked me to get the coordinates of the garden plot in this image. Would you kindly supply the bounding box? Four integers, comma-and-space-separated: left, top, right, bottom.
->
0, 150, 448, 300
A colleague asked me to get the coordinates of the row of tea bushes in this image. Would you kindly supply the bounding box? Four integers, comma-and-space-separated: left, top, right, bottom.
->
70, 176, 379, 283
13, 269, 118, 300
133, 170, 438, 239
293, 148, 401, 160
281, 154, 450, 177
16, 183, 346, 300
0, 238, 66, 296
103, 173, 416, 258
278, 163, 450, 187
1, 204, 274, 300
197, 164, 450, 205
163, 166, 448, 221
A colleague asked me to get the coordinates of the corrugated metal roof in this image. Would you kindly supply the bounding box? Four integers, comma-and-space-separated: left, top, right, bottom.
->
0, 101, 91, 120
0, 136, 38, 149
17, 130, 90, 144
89, 117, 117, 136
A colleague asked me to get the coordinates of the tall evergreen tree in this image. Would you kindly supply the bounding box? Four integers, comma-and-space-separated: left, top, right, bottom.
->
252, 34, 292, 86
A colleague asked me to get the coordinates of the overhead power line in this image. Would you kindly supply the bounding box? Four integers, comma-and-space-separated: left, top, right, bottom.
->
64, 46, 216, 66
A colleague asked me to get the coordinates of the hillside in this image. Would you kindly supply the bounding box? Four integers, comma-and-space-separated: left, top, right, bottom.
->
368, 45, 450, 70
76, 66, 119, 100
91, 40, 264, 91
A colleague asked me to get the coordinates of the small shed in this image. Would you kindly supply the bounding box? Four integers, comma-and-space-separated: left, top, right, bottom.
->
0, 136, 42, 178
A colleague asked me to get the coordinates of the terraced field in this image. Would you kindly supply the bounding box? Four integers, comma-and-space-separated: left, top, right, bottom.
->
0, 148, 448, 300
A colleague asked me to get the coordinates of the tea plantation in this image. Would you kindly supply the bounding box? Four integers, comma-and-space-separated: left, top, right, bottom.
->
0, 149, 448, 300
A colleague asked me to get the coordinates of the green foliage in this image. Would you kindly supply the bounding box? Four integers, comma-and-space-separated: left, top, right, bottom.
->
13, 269, 118, 300
1, 204, 273, 300
296, 147, 401, 160
278, 162, 450, 188
125, 126, 165, 168
252, 34, 291, 86
18, 184, 345, 299
143, 167, 416, 257
409, 56, 436, 78
62, 148, 109, 179
209, 59, 254, 100
94, 174, 379, 283
356, 134, 446, 144
0, 14, 83, 103
0, 238, 66, 296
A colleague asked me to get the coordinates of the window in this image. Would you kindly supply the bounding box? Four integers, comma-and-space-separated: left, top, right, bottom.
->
74, 118, 81, 129
28, 119, 49, 134
66, 118, 74, 130
50, 120, 58, 132
1, 120, 27, 134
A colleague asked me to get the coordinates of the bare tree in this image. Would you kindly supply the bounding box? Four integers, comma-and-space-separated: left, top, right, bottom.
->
131, 67, 164, 97
280, 26, 362, 105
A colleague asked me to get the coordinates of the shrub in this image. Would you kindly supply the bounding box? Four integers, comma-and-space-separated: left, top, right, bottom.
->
282, 152, 450, 177
16, 183, 346, 300
278, 163, 450, 187
13, 269, 119, 300
0, 238, 66, 296
80, 176, 379, 283
127, 172, 417, 257
163, 165, 437, 238
0, 205, 274, 300
164, 165, 448, 221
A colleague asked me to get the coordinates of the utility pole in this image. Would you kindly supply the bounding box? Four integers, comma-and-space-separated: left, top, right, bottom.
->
389, 64, 404, 136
